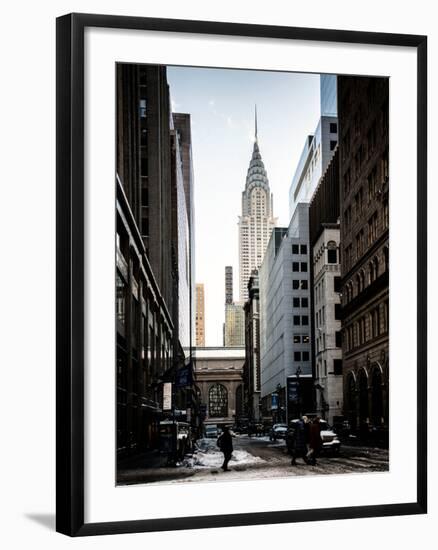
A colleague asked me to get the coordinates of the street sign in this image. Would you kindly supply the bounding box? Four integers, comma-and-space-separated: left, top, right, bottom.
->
163, 382, 172, 411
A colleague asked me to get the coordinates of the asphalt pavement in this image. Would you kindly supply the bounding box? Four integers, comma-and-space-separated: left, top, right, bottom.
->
117, 434, 389, 486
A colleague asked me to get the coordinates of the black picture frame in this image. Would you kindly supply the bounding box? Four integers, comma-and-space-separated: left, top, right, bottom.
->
56, 12, 427, 537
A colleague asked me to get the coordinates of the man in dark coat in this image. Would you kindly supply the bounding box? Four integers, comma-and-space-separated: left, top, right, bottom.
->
217, 426, 233, 471
290, 416, 310, 465
307, 417, 323, 465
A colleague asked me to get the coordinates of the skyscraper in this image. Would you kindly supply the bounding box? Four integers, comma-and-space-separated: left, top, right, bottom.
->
225, 266, 233, 305
288, 76, 338, 218
224, 303, 245, 347
195, 283, 205, 347
238, 108, 277, 302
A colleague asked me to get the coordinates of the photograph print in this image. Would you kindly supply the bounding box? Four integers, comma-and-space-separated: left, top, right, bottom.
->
115, 64, 389, 486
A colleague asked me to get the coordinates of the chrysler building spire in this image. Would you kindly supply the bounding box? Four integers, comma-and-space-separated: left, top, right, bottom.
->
238, 110, 277, 302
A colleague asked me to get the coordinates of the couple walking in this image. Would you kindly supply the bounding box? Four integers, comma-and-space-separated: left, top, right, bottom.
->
290, 416, 322, 466
217, 426, 233, 472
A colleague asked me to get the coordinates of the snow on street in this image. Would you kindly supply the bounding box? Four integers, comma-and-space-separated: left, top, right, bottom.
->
117, 434, 389, 486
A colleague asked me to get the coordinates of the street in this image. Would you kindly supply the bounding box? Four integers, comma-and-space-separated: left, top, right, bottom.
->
117, 435, 389, 485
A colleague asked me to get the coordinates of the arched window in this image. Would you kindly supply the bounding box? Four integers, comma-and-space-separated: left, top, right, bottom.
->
383, 247, 389, 272
360, 270, 366, 291
369, 261, 375, 284
373, 256, 379, 279
208, 384, 228, 418
327, 240, 337, 264
358, 369, 369, 426
356, 274, 361, 294
371, 367, 383, 425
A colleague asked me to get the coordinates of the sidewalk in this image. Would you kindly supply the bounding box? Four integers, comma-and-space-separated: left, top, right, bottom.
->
117, 449, 197, 485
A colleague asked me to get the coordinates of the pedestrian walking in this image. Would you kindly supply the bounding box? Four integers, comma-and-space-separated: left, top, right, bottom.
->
307, 417, 323, 465
217, 426, 233, 471
290, 416, 310, 465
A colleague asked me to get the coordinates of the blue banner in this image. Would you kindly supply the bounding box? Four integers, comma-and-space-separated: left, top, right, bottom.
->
175, 363, 193, 388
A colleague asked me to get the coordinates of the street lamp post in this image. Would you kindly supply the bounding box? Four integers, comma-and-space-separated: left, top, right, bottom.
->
276, 383, 282, 423
295, 366, 302, 418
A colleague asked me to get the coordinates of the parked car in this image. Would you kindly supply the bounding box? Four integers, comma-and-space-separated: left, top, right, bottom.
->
204, 424, 218, 438
286, 419, 341, 455
269, 423, 288, 441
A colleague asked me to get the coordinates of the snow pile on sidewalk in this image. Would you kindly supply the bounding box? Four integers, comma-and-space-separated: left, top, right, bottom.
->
181, 439, 265, 469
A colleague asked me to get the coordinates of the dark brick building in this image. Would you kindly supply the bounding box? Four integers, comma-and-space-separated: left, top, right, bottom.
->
243, 270, 261, 423
116, 64, 195, 460
338, 76, 389, 437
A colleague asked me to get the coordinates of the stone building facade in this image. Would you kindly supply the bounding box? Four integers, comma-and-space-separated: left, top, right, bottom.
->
309, 148, 343, 424
338, 76, 389, 435
194, 348, 245, 428
312, 226, 343, 424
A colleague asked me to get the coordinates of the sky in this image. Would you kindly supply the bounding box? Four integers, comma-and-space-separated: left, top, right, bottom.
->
167, 66, 321, 346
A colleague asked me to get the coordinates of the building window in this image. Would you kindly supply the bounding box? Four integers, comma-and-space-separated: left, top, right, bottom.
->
293, 316, 300, 326
300, 244, 307, 255
292, 262, 299, 272
292, 280, 299, 290
330, 122, 338, 133
330, 140, 337, 151
293, 298, 300, 308
116, 273, 126, 325
335, 304, 342, 320
368, 167, 377, 201
139, 99, 147, 118
302, 315, 309, 326
368, 211, 378, 246
300, 262, 308, 272
292, 244, 299, 254
303, 351, 310, 361
344, 168, 351, 194
335, 331, 342, 347
302, 335, 309, 343
333, 359, 343, 375
294, 351, 301, 361
293, 335, 301, 343
334, 276, 341, 293
300, 280, 308, 290
301, 297, 309, 308
367, 123, 376, 157
208, 384, 228, 418
327, 249, 337, 264
383, 199, 389, 229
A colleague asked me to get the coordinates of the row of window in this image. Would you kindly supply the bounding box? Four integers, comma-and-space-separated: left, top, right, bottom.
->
293, 315, 309, 326
344, 249, 388, 303
292, 244, 307, 255
292, 262, 308, 272
343, 151, 388, 197
293, 297, 308, 308
344, 301, 389, 352
292, 279, 308, 290
294, 351, 310, 362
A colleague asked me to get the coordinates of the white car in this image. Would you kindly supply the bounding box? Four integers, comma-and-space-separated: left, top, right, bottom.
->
286, 419, 341, 454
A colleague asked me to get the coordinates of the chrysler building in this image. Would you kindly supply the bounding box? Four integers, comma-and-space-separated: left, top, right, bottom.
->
239, 108, 277, 301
